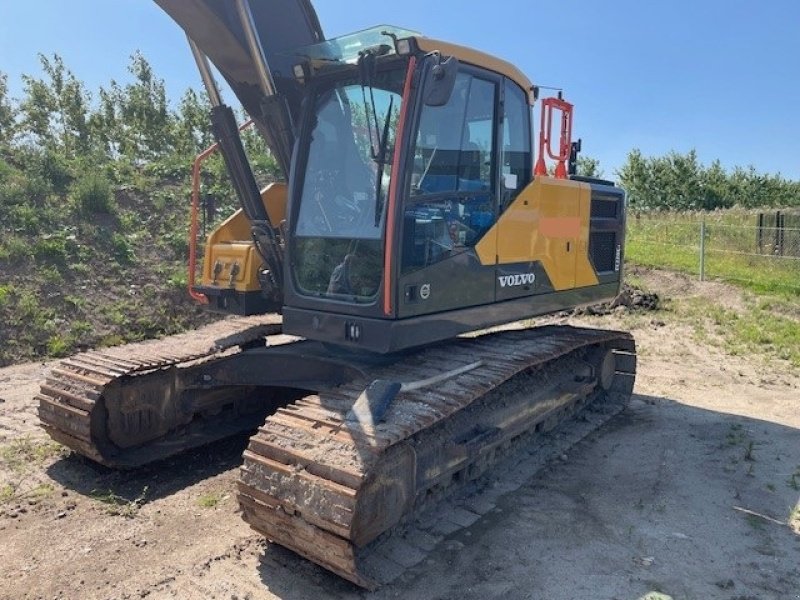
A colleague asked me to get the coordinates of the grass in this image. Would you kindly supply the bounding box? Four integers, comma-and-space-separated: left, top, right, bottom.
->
627, 210, 800, 295
0, 437, 66, 473
790, 505, 800, 534
196, 490, 226, 509
788, 467, 800, 491
667, 295, 800, 369
90, 486, 148, 518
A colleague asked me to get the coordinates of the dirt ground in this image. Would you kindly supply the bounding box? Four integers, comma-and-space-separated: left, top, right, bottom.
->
1, 270, 798, 600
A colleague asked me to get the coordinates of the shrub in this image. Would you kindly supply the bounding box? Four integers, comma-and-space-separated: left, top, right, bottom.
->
111, 232, 134, 264
38, 150, 72, 198
72, 172, 115, 214
33, 236, 69, 265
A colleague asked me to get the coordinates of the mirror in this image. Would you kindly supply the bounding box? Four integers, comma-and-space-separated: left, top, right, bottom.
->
423, 55, 459, 106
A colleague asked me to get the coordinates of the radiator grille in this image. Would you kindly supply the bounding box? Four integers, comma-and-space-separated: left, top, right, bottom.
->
591, 197, 618, 219
590, 231, 617, 272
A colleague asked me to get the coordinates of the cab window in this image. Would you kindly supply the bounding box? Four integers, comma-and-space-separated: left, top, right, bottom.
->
501, 79, 532, 211
403, 71, 498, 273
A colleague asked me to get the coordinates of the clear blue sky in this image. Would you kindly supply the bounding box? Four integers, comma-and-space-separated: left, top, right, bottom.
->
1, 0, 798, 179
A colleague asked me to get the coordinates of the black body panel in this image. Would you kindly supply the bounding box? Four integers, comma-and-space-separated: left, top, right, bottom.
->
284, 282, 619, 353
193, 287, 282, 316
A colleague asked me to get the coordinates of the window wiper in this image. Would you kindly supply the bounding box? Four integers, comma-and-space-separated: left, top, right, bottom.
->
358, 45, 391, 160
373, 96, 394, 226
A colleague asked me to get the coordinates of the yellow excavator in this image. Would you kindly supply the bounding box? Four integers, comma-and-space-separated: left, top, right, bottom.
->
37, 0, 636, 588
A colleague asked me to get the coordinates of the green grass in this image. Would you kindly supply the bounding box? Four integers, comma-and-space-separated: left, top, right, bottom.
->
196, 491, 225, 509
0, 437, 66, 473
90, 486, 148, 518
673, 296, 800, 369
627, 210, 800, 295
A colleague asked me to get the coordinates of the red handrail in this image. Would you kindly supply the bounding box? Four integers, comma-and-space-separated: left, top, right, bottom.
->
534, 96, 573, 179
188, 119, 254, 304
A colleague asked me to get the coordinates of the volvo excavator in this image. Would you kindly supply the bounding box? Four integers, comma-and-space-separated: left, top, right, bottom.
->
37, 0, 637, 588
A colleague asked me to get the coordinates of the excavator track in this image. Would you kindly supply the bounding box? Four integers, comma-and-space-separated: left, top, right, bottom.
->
38, 315, 284, 468
238, 325, 636, 588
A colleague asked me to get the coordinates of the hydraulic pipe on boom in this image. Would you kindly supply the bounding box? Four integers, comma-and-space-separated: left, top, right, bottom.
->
187, 31, 284, 292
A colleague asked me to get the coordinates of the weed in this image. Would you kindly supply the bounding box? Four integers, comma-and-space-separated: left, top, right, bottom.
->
19, 483, 56, 503
790, 506, 800, 534
197, 491, 225, 509
745, 514, 765, 530
90, 486, 148, 518
111, 233, 135, 265
72, 172, 116, 215
0, 484, 14, 504
0, 438, 66, 473
0, 236, 32, 262
0, 284, 13, 306
744, 441, 756, 462
46, 335, 73, 357
788, 467, 800, 491
69, 321, 93, 338
766, 483, 776, 492
100, 334, 125, 348
40, 264, 64, 285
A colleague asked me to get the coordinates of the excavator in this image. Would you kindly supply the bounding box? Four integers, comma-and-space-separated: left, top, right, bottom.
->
37, 0, 636, 588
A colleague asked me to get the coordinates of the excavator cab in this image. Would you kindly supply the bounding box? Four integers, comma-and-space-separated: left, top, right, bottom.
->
158, 1, 626, 354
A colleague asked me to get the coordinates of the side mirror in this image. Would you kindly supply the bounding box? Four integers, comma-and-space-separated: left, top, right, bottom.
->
423, 55, 459, 107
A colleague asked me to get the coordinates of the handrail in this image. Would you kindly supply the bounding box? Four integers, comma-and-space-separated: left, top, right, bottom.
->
534, 95, 574, 179
188, 119, 255, 304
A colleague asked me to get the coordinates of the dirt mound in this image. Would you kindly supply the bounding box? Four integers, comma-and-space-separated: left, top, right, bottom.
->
571, 284, 660, 317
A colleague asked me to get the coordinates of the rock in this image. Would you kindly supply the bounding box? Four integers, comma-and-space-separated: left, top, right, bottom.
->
56, 511, 67, 519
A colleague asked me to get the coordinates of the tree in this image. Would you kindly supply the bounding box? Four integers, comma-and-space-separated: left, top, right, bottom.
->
0, 72, 15, 147
173, 88, 213, 157
19, 54, 91, 157
576, 155, 603, 178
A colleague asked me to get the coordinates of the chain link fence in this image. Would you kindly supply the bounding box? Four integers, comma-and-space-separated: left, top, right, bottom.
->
626, 211, 800, 294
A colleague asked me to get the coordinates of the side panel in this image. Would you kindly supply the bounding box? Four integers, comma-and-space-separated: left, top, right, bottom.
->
476, 176, 597, 292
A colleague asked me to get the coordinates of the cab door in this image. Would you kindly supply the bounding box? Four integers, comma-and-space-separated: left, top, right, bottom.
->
397, 65, 501, 318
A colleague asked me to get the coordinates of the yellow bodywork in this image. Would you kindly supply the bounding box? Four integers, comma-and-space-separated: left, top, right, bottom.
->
200, 182, 287, 292
415, 37, 535, 104
475, 177, 599, 291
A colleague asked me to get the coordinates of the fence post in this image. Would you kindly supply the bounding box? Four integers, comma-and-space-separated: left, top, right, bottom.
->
699, 218, 706, 281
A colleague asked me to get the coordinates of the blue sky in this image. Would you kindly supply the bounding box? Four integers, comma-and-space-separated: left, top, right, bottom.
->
1, 0, 798, 179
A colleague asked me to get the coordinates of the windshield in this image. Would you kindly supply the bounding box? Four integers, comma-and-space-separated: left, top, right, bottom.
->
293, 66, 406, 303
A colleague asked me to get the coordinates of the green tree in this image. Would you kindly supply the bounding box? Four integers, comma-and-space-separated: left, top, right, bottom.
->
116, 52, 174, 160
19, 54, 91, 157
0, 72, 15, 148
173, 88, 213, 157
576, 155, 603, 178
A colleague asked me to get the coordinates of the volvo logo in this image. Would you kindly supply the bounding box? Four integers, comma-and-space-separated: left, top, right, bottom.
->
498, 273, 536, 288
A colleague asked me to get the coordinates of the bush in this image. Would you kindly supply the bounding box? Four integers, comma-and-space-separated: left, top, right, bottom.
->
33, 235, 69, 265
38, 150, 72, 198
111, 232, 134, 264
72, 172, 115, 214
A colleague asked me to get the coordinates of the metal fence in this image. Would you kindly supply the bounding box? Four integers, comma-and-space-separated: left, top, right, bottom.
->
626, 212, 800, 293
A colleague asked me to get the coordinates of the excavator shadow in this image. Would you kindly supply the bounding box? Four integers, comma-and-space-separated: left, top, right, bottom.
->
45, 431, 254, 504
